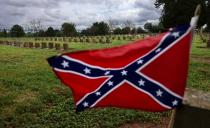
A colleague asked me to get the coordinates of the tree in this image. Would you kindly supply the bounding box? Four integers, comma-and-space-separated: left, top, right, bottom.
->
137, 27, 145, 34
144, 22, 163, 33
131, 27, 137, 34
2, 29, 7, 37
121, 27, 131, 34
155, 0, 210, 29
61, 22, 76, 37
113, 28, 122, 34
54, 29, 62, 37
29, 19, 43, 36
124, 20, 135, 29
37, 30, 46, 37
10, 25, 25, 37
90, 22, 109, 35
45, 27, 55, 37
108, 19, 118, 34
144, 22, 153, 31
81, 28, 92, 36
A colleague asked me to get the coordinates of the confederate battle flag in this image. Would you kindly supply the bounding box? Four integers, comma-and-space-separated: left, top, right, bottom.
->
47, 17, 198, 112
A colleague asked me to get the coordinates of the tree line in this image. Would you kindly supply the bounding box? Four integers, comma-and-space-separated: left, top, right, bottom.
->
0, 21, 164, 37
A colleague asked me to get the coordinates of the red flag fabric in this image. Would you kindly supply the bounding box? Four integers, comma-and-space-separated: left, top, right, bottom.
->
48, 24, 193, 112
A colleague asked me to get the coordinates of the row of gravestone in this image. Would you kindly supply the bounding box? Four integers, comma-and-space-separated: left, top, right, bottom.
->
34, 35, 141, 42
0, 41, 69, 50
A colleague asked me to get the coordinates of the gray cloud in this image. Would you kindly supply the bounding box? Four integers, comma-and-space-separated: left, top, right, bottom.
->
0, 0, 161, 30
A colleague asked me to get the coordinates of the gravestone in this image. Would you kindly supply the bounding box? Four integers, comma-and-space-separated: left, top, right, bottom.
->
55, 43, 61, 50
23, 42, 29, 47
63, 43, 69, 50
74, 38, 78, 42
29, 42, 34, 48
99, 38, 105, 44
13, 42, 16, 46
79, 38, 83, 43
17, 42, 21, 47
41, 42, 47, 49
169, 88, 210, 128
63, 37, 66, 42
92, 38, 97, 43
35, 43, 40, 48
86, 38, 90, 43
48, 43, 54, 49
6, 41, 10, 45
106, 38, 111, 43
59, 38, 62, 42
14, 42, 18, 46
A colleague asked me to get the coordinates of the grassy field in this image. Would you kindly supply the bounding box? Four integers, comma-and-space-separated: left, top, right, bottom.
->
0, 36, 210, 128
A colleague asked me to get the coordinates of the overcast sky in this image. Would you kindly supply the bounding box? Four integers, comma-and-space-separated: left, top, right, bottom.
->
0, 0, 161, 30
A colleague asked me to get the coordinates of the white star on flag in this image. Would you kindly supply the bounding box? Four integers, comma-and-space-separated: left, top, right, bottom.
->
105, 71, 110, 75
156, 89, 163, 97
172, 32, 180, 38
121, 70, 128, 76
61, 60, 69, 68
84, 68, 91, 74
155, 48, 161, 53
83, 102, 89, 107
138, 79, 145, 86
172, 100, 178, 106
107, 81, 113, 86
95, 92, 101, 96
137, 59, 144, 64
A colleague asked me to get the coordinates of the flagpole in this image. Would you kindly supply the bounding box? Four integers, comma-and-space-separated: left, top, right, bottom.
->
190, 4, 201, 28
194, 4, 201, 16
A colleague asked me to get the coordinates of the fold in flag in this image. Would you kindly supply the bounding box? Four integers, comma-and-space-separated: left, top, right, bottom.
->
48, 23, 195, 112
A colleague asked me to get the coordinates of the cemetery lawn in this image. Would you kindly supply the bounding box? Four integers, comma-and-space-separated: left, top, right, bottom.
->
0, 36, 210, 128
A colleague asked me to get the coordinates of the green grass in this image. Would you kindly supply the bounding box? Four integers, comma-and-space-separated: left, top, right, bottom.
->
188, 35, 210, 91
0, 36, 210, 128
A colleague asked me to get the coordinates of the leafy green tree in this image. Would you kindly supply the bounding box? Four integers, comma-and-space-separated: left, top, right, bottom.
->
54, 29, 62, 37
37, 30, 46, 37
10, 25, 25, 37
3, 29, 7, 37
0, 29, 8, 37
144, 22, 164, 33
45, 27, 55, 37
81, 28, 92, 36
131, 28, 137, 34
113, 28, 122, 34
155, 0, 210, 29
144, 23, 153, 31
121, 27, 131, 34
61, 23, 77, 37
137, 27, 145, 34
90, 22, 109, 35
